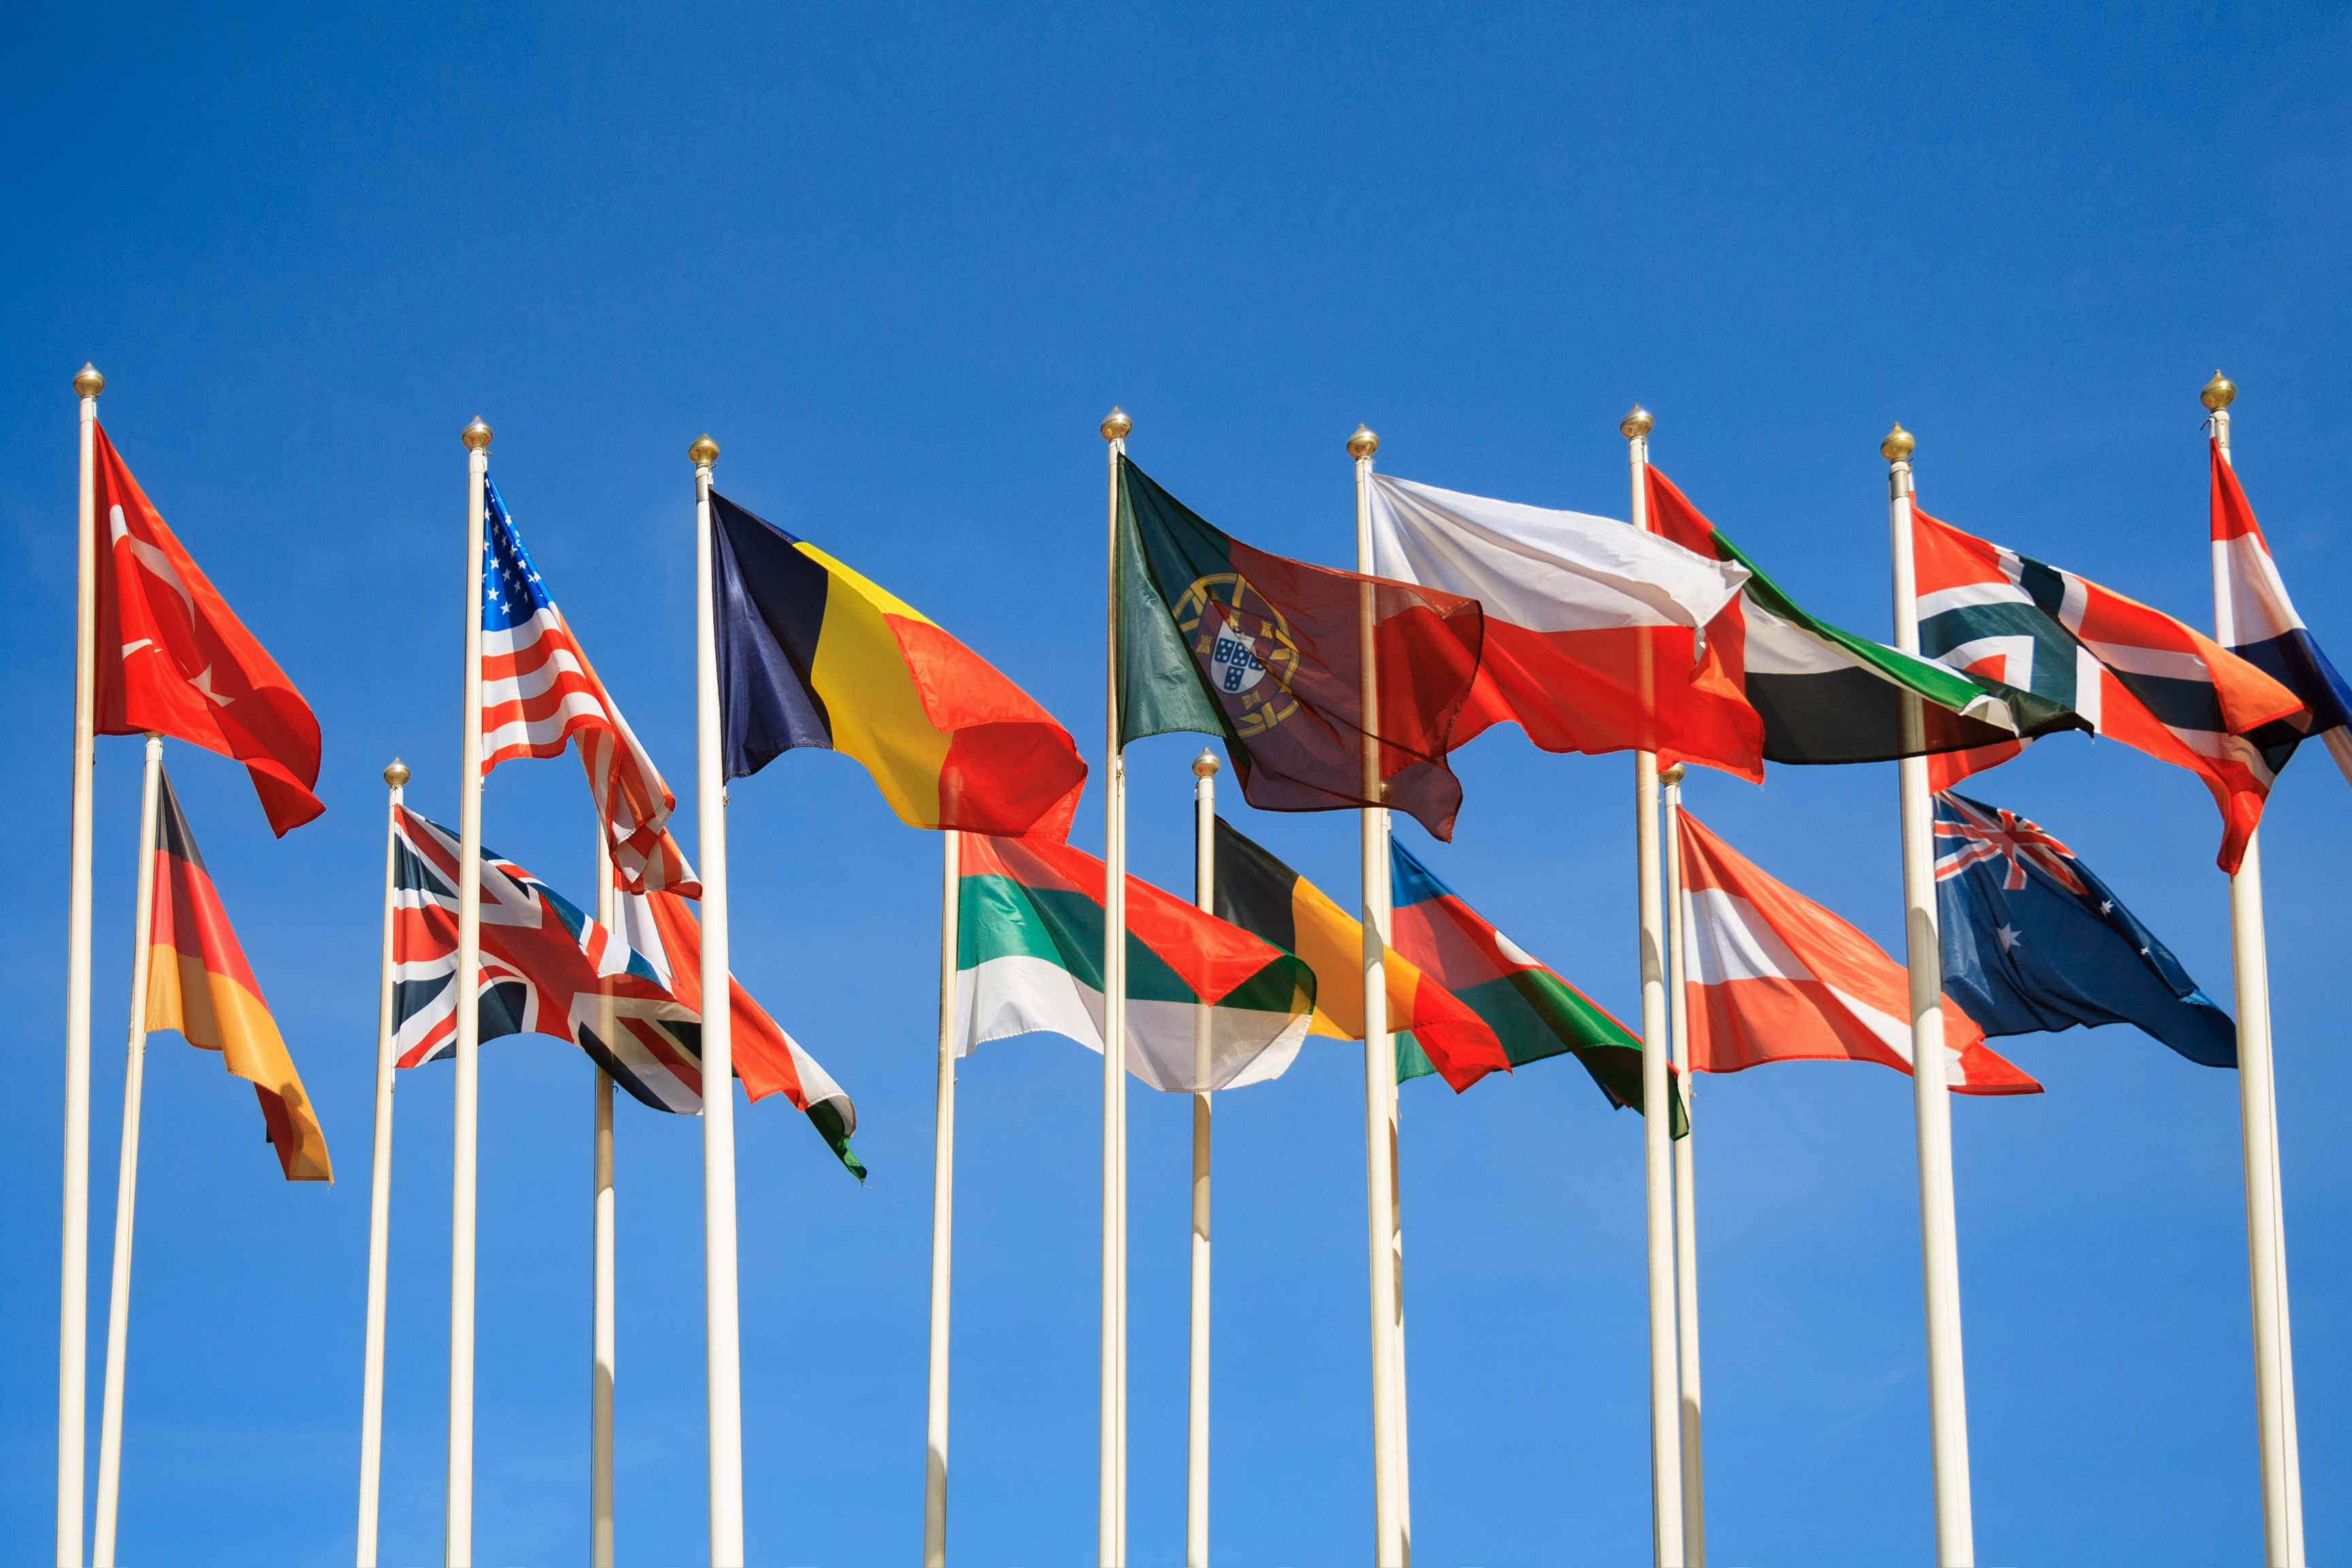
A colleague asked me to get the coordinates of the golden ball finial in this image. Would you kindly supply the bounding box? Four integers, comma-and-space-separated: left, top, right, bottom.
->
1100, 406, 1132, 442
1881, 422, 1916, 464
73, 363, 105, 399
1659, 762, 1686, 787
2202, 370, 2236, 412
1192, 748, 1222, 779
1620, 404, 1654, 440
384, 757, 411, 788
461, 416, 493, 452
1347, 423, 1380, 459
689, 434, 720, 468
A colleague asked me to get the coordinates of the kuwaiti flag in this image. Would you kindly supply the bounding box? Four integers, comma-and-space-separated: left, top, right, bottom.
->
1388, 836, 1678, 1130
1935, 791, 2235, 1068
1209, 817, 1510, 1092
1367, 470, 1763, 780
1676, 807, 2040, 1094
1912, 504, 2304, 872
2210, 440, 2352, 786
954, 831, 1317, 1092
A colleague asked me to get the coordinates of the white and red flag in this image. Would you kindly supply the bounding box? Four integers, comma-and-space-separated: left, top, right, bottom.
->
1674, 806, 2040, 1095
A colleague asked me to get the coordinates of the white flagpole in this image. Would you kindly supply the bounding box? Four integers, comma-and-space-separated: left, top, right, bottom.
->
1661, 762, 1705, 1565
2202, 372, 2305, 1567
1348, 423, 1406, 1568
357, 758, 407, 1568
448, 416, 493, 1568
591, 832, 617, 1568
1099, 406, 1132, 1568
91, 734, 163, 1568
61, 361, 105, 1568
924, 828, 958, 1568
1624, 406, 1685, 1568
688, 433, 747, 1567
1883, 423, 1976, 1566
1187, 750, 1220, 1568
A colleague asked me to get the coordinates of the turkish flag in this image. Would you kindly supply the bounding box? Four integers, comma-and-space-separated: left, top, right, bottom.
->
93, 426, 324, 835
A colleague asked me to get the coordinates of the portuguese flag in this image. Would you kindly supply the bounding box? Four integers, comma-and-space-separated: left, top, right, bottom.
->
954, 831, 1317, 1092
1116, 456, 1486, 840
146, 768, 331, 1180
1210, 818, 1510, 1092
1645, 465, 2084, 766
1390, 836, 1684, 1133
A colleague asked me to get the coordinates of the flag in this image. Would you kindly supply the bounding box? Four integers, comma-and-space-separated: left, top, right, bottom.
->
1117, 457, 1486, 840
1912, 503, 2304, 872
2210, 440, 2352, 787
144, 769, 329, 1179
93, 427, 323, 836
1674, 806, 2040, 1094
710, 491, 1088, 838
954, 830, 1317, 1092
478, 479, 698, 896
391, 808, 865, 1175
1209, 817, 1511, 1092
1935, 791, 2236, 1068
1388, 836, 1680, 1130
1644, 466, 2085, 766
1365, 470, 1762, 780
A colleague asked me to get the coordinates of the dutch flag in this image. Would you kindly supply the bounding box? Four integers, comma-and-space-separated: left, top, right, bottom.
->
2210, 439, 2352, 787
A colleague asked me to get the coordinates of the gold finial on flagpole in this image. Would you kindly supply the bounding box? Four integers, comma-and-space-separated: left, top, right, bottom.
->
74, 363, 105, 399
384, 758, 410, 788
461, 417, 493, 452
2202, 370, 2237, 412
1620, 404, 1654, 440
1192, 749, 1221, 779
1881, 423, 1916, 464
1100, 406, 1132, 442
1348, 423, 1379, 459
690, 434, 720, 468
1659, 763, 1685, 786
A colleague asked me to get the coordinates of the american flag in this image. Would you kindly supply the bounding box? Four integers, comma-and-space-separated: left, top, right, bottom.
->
481, 478, 699, 897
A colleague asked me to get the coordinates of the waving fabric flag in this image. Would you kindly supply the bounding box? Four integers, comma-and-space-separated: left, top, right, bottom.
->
954, 830, 1317, 1092
1366, 470, 1761, 781
710, 491, 1087, 839
1935, 792, 2236, 1068
2210, 440, 2352, 787
1675, 807, 2040, 1094
1209, 817, 1510, 1092
478, 480, 699, 896
144, 770, 330, 1179
93, 427, 324, 836
1388, 836, 1676, 1129
1117, 458, 1486, 840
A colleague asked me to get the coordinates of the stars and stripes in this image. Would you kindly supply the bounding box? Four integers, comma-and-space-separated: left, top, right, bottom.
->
2209, 439, 2352, 788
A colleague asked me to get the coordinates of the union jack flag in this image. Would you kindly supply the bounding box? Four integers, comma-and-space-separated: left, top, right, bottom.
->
1932, 793, 2087, 894
481, 479, 698, 897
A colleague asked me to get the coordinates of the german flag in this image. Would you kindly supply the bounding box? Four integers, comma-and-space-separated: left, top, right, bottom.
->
146, 770, 330, 1181
1210, 817, 1509, 1092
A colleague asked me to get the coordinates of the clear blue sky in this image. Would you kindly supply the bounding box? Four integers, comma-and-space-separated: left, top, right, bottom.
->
4, 3, 2348, 1563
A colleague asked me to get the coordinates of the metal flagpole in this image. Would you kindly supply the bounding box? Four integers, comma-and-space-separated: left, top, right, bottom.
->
591, 832, 618, 1568
2202, 372, 2305, 1567
1099, 406, 1132, 1568
357, 759, 408, 1568
1187, 750, 1220, 1568
448, 415, 493, 1568
1348, 423, 1406, 1568
92, 734, 163, 1568
688, 433, 747, 1567
1883, 423, 1976, 1566
1624, 405, 1685, 1568
61, 361, 105, 1568
924, 830, 958, 1568
1661, 762, 1705, 1565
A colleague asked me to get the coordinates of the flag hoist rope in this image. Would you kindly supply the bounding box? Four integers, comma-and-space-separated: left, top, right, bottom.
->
924, 828, 957, 1568
1188, 749, 1219, 1568
92, 734, 163, 1568
1883, 423, 1976, 1567
1100, 406, 1132, 1567
1624, 405, 1686, 1568
357, 759, 407, 1568
2204, 373, 2305, 1568
1661, 762, 1705, 1566
591, 832, 618, 1568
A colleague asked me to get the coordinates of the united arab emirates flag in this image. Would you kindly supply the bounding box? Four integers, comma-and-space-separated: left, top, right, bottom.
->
954, 831, 1318, 1092
1646, 466, 2084, 766
1117, 457, 1486, 840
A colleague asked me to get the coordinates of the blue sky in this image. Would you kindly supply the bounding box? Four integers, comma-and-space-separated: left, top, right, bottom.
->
3, 3, 2349, 1563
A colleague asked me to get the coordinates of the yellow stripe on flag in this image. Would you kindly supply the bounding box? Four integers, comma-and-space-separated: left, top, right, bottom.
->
800, 541, 955, 826
150, 946, 332, 1181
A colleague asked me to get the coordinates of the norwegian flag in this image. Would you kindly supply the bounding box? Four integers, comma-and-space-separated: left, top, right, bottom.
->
2210, 440, 2352, 788
1911, 503, 2304, 872
480, 479, 699, 897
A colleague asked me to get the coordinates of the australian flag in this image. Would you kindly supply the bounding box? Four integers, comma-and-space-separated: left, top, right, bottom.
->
1934, 792, 2236, 1067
